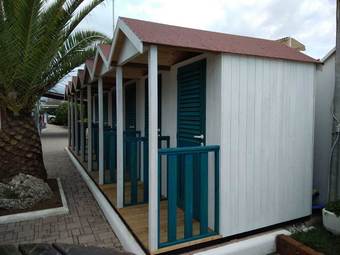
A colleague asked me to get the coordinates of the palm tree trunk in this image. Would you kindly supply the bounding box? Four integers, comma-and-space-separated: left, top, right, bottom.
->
0, 111, 47, 181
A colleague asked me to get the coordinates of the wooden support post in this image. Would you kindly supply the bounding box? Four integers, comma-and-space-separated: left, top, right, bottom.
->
68, 98, 71, 146
108, 90, 113, 127
98, 78, 104, 185
80, 91, 84, 161
87, 85, 93, 172
74, 93, 79, 154
116, 66, 124, 208
70, 96, 74, 149
148, 45, 159, 251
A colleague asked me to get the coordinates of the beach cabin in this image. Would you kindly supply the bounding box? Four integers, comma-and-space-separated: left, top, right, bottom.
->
66, 17, 318, 254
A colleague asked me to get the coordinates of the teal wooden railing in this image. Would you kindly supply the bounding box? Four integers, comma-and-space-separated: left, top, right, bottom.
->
104, 129, 116, 183
123, 135, 170, 206
157, 145, 220, 248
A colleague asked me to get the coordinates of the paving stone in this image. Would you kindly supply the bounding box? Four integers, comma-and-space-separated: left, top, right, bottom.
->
0, 125, 121, 250
54, 243, 134, 255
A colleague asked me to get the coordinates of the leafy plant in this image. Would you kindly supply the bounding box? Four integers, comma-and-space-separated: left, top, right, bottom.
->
55, 102, 68, 126
292, 225, 340, 255
326, 200, 340, 217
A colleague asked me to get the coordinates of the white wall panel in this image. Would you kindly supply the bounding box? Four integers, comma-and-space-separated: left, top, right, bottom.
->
220, 53, 315, 236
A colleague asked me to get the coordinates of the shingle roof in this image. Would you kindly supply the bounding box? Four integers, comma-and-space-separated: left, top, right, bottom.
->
121, 17, 317, 63
99, 44, 111, 60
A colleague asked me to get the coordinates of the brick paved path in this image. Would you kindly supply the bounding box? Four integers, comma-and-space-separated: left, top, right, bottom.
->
0, 125, 122, 249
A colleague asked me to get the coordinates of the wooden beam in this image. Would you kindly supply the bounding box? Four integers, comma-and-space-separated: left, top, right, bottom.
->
87, 85, 93, 172
98, 78, 104, 185
148, 45, 159, 251
116, 66, 124, 209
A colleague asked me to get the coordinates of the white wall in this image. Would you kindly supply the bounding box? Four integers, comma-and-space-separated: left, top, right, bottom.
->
220, 54, 315, 237
314, 53, 335, 203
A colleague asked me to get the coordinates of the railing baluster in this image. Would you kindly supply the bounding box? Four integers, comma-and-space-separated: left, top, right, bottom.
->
131, 140, 138, 205
200, 152, 208, 234
184, 154, 193, 239
167, 155, 177, 242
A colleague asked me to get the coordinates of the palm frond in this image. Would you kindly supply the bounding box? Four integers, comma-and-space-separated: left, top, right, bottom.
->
0, 0, 109, 114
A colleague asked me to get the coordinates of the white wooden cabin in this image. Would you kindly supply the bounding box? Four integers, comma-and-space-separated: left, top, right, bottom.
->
67, 17, 317, 254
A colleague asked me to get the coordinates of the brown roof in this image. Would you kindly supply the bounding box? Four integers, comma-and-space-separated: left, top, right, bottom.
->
99, 44, 111, 60
85, 59, 94, 72
121, 17, 317, 63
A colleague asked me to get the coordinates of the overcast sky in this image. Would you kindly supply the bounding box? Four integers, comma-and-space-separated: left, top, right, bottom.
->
54, 0, 336, 93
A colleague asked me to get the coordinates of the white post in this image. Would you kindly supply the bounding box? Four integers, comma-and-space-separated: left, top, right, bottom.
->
92, 95, 96, 123
98, 78, 104, 185
87, 85, 93, 172
70, 96, 74, 149
116, 66, 124, 208
74, 93, 79, 154
148, 45, 158, 251
108, 90, 113, 127
67, 98, 71, 146
80, 90, 84, 161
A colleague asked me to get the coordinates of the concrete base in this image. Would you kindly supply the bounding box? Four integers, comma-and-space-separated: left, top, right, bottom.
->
0, 178, 69, 224
194, 229, 291, 255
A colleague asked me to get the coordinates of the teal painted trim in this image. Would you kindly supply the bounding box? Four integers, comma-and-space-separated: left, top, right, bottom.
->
159, 145, 219, 155
200, 152, 208, 234
167, 155, 177, 242
158, 232, 216, 249
130, 140, 138, 205
157, 145, 220, 248
184, 154, 193, 238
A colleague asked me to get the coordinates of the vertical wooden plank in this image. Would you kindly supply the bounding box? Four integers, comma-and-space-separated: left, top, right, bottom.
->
70, 96, 74, 150
167, 155, 177, 242
108, 90, 113, 127
116, 66, 124, 208
74, 93, 79, 154
200, 152, 208, 234
80, 91, 84, 161
98, 78, 104, 185
148, 45, 159, 251
184, 154, 193, 239
87, 85, 92, 172
143, 141, 149, 202
68, 98, 71, 147
214, 149, 220, 232
131, 140, 138, 205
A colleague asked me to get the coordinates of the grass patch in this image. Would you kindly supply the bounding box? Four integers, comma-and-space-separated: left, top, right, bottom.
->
292, 225, 340, 255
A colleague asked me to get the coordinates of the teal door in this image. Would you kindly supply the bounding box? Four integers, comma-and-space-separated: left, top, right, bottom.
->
177, 59, 206, 219
125, 83, 136, 132
124, 83, 137, 190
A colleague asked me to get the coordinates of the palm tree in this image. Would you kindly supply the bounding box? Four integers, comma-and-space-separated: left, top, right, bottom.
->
0, 0, 109, 181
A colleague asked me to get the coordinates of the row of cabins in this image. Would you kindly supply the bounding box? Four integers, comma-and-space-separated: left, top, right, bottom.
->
65, 17, 318, 254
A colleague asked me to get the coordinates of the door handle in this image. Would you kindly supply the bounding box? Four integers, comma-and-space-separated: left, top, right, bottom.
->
193, 134, 204, 140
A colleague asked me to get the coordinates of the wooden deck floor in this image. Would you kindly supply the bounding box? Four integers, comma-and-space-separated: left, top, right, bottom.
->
89, 171, 220, 252
70, 152, 220, 253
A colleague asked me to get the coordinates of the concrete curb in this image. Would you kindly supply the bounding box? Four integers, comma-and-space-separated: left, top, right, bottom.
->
194, 229, 291, 255
65, 147, 145, 255
0, 178, 69, 224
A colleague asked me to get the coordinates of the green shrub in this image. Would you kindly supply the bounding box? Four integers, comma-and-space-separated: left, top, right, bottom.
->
54, 102, 68, 126
326, 200, 340, 217
292, 225, 340, 255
